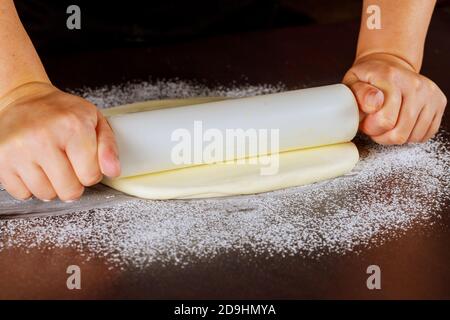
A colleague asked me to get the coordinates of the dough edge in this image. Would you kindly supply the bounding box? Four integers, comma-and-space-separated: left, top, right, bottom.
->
102, 142, 359, 200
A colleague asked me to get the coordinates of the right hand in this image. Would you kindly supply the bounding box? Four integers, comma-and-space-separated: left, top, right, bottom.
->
343, 53, 447, 145
0, 82, 121, 202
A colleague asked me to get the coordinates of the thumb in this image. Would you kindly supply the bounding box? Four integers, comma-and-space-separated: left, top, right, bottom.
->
96, 111, 121, 178
349, 81, 384, 115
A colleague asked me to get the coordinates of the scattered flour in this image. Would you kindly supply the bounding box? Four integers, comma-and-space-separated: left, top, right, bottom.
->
70, 79, 286, 109
0, 80, 449, 269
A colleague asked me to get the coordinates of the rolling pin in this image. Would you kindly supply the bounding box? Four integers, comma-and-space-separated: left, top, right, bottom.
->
104, 84, 359, 178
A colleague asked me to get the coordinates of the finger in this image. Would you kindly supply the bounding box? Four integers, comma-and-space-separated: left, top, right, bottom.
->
422, 109, 444, 142
349, 81, 384, 114
40, 149, 84, 202
422, 88, 447, 142
371, 95, 422, 145
97, 111, 121, 177
361, 87, 402, 137
408, 105, 435, 143
342, 74, 368, 122
65, 123, 102, 187
0, 171, 32, 201
17, 163, 57, 201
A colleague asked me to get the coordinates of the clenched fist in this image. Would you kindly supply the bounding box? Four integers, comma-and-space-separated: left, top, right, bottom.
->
343, 53, 447, 144
0, 82, 121, 201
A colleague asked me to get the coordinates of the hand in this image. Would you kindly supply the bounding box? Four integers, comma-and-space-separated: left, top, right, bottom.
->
0, 82, 120, 201
343, 53, 447, 144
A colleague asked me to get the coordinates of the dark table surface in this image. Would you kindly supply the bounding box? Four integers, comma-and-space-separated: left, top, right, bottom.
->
0, 9, 449, 299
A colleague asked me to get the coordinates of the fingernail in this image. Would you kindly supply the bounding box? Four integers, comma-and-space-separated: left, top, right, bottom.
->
64, 198, 80, 204
15, 196, 33, 202
42, 199, 53, 202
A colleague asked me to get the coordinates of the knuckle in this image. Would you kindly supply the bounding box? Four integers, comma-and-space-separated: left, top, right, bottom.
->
405, 105, 421, 121
428, 80, 445, 105
440, 93, 447, 108
431, 126, 439, 136
28, 127, 52, 149
82, 100, 98, 114
370, 135, 388, 146
13, 192, 32, 201
383, 65, 398, 81
80, 171, 103, 187
378, 116, 396, 131
427, 79, 439, 93
411, 77, 423, 91
59, 112, 86, 134
408, 135, 421, 143
390, 94, 401, 107
389, 130, 408, 145
74, 100, 98, 123
34, 189, 57, 201
59, 185, 84, 202
9, 187, 32, 201
31, 126, 50, 139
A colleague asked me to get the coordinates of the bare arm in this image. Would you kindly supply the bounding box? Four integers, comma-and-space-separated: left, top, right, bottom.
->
0, 1, 120, 202
356, 0, 435, 72
344, 0, 447, 144
0, 0, 50, 97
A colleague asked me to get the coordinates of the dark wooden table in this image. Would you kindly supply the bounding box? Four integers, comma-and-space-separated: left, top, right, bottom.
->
0, 9, 449, 299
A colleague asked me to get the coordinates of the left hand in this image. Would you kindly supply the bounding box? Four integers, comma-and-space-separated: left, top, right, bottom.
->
343, 53, 447, 144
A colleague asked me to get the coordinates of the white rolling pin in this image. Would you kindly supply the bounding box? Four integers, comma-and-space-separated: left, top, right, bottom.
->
105, 84, 359, 178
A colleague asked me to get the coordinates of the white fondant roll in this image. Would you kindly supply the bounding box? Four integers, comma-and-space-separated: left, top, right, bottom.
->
105, 84, 358, 178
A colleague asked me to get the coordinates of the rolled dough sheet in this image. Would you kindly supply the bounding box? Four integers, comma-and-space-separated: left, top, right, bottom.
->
102, 142, 359, 200
102, 84, 359, 199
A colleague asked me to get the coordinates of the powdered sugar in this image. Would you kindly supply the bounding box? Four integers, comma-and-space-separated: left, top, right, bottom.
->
1, 81, 449, 269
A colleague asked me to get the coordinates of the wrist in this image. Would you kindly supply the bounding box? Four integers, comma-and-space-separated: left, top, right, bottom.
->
0, 81, 57, 111
354, 52, 418, 73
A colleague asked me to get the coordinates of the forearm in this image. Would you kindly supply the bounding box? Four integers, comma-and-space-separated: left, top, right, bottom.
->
0, 0, 50, 98
356, 0, 436, 72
